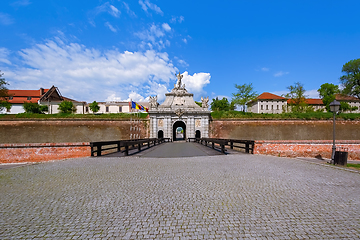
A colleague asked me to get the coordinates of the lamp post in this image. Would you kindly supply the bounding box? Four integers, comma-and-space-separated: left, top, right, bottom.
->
329, 100, 340, 164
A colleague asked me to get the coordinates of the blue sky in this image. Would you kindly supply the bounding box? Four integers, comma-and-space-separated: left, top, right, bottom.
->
1, 0, 360, 103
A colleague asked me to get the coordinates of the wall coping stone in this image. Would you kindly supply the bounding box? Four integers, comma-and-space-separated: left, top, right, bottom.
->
0, 142, 90, 148
255, 140, 360, 144
0, 118, 149, 122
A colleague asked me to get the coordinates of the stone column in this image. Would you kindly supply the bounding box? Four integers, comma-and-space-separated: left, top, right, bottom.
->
166, 116, 171, 139
188, 116, 195, 139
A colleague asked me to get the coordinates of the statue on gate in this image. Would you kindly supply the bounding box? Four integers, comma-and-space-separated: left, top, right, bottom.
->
149, 96, 158, 109
174, 72, 186, 90
201, 96, 209, 108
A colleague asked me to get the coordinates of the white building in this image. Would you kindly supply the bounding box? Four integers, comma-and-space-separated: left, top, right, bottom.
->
1, 86, 86, 114
91, 101, 149, 114
247, 92, 287, 114
247, 92, 360, 114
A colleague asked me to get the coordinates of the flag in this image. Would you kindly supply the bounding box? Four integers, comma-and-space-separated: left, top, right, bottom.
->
131, 101, 136, 109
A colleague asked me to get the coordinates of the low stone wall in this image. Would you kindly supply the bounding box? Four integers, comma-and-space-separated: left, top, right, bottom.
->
254, 140, 360, 160
0, 142, 90, 163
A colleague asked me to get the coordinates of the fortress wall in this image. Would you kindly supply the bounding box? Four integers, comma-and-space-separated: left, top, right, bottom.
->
209, 120, 360, 140
1, 119, 359, 162
0, 120, 149, 144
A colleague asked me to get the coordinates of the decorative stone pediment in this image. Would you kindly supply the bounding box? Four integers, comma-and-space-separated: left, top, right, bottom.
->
175, 109, 185, 117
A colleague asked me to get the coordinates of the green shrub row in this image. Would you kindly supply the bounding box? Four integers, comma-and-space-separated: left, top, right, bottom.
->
0, 112, 148, 119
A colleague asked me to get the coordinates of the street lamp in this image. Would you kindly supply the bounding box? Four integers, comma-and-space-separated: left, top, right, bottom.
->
329, 100, 340, 163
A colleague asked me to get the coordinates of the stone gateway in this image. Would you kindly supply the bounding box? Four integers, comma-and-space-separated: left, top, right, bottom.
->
149, 73, 211, 141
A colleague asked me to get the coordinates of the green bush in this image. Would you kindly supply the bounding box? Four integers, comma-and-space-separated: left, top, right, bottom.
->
23, 102, 48, 114
58, 101, 76, 114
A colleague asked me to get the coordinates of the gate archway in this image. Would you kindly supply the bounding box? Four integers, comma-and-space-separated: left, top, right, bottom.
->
195, 130, 201, 138
158, 130, 164, 139
173, 121, 186, 141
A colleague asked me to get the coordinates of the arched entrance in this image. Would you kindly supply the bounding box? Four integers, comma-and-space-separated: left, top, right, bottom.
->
173, 121, 186, 141
195, 130, 201, 138
158, 130, 164, 139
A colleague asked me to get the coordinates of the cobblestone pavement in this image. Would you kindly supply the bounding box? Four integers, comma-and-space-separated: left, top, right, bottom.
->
1, 154, 359, 239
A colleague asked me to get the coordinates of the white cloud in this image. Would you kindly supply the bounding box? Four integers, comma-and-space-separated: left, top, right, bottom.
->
305, 89, 320, 98
181, 71, 211, 97
6, 39, 177, 102
138, 0, 163, 15
170, 16, 184, 23
177, 59, 188, 67
109, 5, 120, 17
89, 2, 121, 26
11, 0, 31, 7
274, 71, 289, 77
105, 22, 117, 32
162, 23, 171, 32
123, 2, 136, 17
0, 13, 14, 25
0, 48, 11, 65
135, 23, 172, 50
261, 67, 269, 71
182, 38, 187, 44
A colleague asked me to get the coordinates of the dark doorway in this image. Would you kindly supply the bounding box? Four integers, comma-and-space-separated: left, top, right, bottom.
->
195, 130, 201, 138
158, 130, 164, 139
173, 121, 186, 141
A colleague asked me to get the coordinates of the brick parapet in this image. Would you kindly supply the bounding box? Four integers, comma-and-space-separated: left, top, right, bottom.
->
0, 142, 90, 163
254, 140, 360, 160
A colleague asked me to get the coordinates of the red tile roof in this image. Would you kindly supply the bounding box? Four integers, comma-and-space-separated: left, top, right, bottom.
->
335, 94, 360, 101
287, 98, 323, 105
257, 92, 286, 100
305, 99, 323, 105
7, 89, 48, 104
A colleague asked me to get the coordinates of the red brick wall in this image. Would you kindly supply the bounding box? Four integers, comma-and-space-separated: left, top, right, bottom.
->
0, 142, 90, 163
254, 140, 360, 160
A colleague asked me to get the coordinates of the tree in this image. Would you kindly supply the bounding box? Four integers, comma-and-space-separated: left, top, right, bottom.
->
231, 83, 258, 112
318, 83, 340, 112
0, 70, 11, 112
283, 82, 309, 113
58, 100, 76, 113
23, 102, 48, 114
210, 97, 231, 111
89, 101, 100, 113
340, 58, 360, 99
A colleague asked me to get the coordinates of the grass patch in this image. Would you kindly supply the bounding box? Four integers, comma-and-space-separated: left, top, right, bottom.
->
210, 111, 360, 120
0, 112, 148, 120
347, 163, 360, 169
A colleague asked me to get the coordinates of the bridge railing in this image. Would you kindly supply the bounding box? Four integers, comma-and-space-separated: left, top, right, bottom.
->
188, 138, 255, 154
90, 138, 171, 157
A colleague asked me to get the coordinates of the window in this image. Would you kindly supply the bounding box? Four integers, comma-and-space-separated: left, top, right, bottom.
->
85, 107, 89, 113
27, 97, 32, 100
266, 105, 268, 110
119, 106, 122, 112
261, 105, 263, 110
106, 106, 109, 112
271, 105, 273, 110
277, 105, 279, 110
9, 96, 13, 100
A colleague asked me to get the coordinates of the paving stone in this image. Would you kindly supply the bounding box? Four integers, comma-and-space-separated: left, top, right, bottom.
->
0, 154, 359, 239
